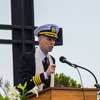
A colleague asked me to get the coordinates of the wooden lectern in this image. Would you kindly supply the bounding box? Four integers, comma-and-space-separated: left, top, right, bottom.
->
27, 87, 97, 100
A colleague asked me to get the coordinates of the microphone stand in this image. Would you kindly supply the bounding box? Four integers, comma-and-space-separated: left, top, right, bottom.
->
60, 57, 100, 99
71, 63, 100, 91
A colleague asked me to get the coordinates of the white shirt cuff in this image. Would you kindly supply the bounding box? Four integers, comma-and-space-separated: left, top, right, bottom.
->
43, 72, 48, 80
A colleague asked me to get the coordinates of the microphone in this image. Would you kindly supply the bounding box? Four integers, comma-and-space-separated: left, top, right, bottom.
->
59, 56, 100, 91
59, 56, 74, 67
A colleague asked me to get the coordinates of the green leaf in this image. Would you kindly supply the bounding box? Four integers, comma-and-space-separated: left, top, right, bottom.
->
0, 95, 9, 100
17, 82, 27, 91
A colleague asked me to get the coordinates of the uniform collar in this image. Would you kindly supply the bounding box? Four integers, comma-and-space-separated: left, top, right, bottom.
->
38, 47, 47, 61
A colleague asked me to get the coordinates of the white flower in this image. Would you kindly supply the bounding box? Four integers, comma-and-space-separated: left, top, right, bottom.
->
27, 86, 39, 97
7, 86, 21, 100
0, 77, 39, 100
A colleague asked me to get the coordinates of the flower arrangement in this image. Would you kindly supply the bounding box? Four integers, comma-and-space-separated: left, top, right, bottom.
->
0, 77, 38, 100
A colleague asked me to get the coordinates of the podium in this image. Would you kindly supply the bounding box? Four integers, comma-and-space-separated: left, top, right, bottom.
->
27, 87, 97, 100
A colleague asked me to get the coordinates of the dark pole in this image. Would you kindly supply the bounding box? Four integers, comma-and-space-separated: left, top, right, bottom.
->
11, 0, 35, 86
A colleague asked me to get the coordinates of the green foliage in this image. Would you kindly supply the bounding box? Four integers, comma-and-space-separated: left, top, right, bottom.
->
0, 94, 9, 100
54, 73, 81, 88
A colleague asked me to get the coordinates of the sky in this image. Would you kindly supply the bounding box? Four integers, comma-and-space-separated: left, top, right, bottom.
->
0, 0, 100, 88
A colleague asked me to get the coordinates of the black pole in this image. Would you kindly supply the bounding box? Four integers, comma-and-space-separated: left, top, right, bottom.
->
11, 0, 35, 86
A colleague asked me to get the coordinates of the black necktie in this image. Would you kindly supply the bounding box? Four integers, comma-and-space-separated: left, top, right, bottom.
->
42, 57, 51, 88
43, 57, 49, 71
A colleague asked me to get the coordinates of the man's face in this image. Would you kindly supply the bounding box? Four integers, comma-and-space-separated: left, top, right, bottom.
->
39, 35, 56, 54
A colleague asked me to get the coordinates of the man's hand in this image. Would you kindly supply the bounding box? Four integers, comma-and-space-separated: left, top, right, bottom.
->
45, 64, 56, 76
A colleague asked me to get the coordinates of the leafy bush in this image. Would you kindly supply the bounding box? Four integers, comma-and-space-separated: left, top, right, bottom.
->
54, 73, 81, 88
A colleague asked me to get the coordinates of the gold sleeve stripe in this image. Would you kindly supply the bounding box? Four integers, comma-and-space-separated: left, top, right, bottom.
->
32, 75, 42, 85
32, 77, 37, 85
35, 75, 42, 85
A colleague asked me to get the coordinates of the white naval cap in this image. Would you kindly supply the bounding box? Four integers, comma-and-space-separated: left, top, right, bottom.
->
34, 24, 60, 39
